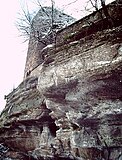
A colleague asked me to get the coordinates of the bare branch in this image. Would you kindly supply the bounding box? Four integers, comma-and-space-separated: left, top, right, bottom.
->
16, 0, 76, 44
62, 0, 79, 8
35, 0, 50, 17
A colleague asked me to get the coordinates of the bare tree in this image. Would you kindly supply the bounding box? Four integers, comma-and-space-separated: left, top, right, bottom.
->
16, 6, 34, 41
16, 0, 75, 45
85, 0, 106, 11
16, 0, 55, 43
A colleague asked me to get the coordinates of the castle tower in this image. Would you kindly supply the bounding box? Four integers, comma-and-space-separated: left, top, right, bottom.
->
24, 7, 75, 78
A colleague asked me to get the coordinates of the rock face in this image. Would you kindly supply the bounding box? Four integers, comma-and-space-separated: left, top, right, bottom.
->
0, 1, 122, 160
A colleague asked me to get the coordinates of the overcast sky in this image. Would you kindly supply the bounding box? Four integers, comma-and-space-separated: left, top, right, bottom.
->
0, 0, 114, 112
0, 0, 28, 112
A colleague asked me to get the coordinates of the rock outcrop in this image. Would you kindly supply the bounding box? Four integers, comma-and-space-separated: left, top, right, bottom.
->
0, 1, 122, 160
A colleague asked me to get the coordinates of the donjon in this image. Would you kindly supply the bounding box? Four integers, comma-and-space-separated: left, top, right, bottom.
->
0, 1, 122, 160
24, 7, 75, 78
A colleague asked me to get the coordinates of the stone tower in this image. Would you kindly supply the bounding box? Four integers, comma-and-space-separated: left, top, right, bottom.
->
24, 7, 75, 78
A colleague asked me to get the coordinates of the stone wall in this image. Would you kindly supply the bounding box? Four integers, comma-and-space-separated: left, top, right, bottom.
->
24, 0, 122, 79
56, 1, 122, 45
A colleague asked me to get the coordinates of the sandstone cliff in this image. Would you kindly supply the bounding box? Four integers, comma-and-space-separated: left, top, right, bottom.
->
0, 1, 122, 160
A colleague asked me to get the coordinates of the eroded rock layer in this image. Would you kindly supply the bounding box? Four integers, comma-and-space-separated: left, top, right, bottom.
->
0, 1, 122, 160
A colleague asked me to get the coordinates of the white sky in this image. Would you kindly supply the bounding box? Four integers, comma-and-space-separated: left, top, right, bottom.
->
0, 0, 28, 112
0, 0, 114, 112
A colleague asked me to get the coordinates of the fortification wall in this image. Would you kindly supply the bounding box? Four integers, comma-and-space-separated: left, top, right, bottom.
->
24, 0, 122, 79
56, 1, 122, 45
